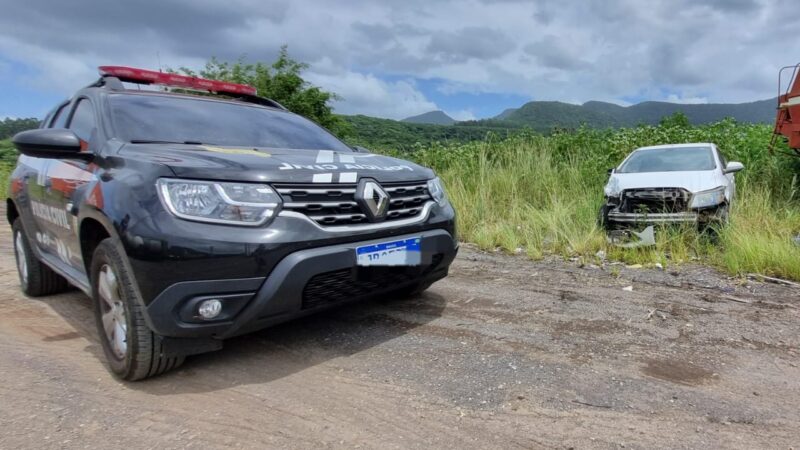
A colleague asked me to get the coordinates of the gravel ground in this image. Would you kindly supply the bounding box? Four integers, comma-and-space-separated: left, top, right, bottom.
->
0, 221, 798, 449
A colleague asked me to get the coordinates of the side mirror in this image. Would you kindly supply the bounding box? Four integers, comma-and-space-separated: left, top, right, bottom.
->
724, 161, 744, 174
12, 129, 88, 159
607, 168, 615, 175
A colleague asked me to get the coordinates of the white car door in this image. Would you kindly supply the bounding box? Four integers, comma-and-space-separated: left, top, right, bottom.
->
715, 146, 735, 203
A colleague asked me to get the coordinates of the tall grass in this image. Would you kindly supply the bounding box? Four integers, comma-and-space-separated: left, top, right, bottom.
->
1, 125, 798, 279
385, 120, 800, 280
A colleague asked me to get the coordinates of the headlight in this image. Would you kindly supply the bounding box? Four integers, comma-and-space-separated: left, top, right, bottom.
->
689, 187, 726, 209
427, 177, 449, 206
157, 178, 281, 226
604, 176, 621, 197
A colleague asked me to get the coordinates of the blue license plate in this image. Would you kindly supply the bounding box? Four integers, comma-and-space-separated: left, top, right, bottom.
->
356, 237, 421, 266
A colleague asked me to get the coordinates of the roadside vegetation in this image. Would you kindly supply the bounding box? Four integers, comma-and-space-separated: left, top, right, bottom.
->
380, 116, 800, 280
3, 117, 798, 280
0, 139, 15, 198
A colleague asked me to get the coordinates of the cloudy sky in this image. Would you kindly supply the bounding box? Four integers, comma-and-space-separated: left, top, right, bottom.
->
0, 0, 798, 121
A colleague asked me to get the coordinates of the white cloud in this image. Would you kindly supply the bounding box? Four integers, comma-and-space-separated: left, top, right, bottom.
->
665, 94, 708, 104
0, 36, 95, 95
1, 0, 797, 118
306, 69, 437, 119
447, 109, 477, 121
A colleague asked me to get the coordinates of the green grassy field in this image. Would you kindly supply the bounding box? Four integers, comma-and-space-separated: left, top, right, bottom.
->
382, 120, 800, 280
2, 122, 799, 280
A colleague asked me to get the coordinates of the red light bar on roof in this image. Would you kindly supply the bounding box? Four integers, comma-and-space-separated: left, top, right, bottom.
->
98, 66, 257, 96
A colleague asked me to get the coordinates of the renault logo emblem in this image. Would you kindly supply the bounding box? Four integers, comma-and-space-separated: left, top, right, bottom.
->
355, 179, 389, 221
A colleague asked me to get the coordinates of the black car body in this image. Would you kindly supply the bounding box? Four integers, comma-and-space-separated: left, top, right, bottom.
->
7, 68, 457, 380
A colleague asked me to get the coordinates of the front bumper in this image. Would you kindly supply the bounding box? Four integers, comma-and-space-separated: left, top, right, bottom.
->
144, 229, 457, 339
607, 204, 727, 226
608, 211, 699, 224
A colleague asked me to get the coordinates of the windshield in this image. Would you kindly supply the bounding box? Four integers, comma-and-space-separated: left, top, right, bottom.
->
108, 93, 352, 152
617, 147, 716, 173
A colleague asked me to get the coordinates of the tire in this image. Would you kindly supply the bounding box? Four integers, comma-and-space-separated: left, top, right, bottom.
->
700, 205, 729, 238
11, 219, 69, 297
90, 238, 184, 380
717, 205, 730, 225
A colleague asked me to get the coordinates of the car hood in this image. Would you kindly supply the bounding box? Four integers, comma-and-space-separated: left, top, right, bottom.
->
119, 143, 435, 183
604, 170, 725, 197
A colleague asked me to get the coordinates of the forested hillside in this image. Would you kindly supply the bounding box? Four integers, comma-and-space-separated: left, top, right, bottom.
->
0, 118, 39, 140
492, 98, 776, 130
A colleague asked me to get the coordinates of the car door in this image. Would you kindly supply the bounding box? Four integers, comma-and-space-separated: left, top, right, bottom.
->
22, 101, 71, 264
29, 98, 98, 272
716, 147, 735, 202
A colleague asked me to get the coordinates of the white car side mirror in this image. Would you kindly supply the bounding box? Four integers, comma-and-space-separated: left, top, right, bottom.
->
724, 161, 744, 174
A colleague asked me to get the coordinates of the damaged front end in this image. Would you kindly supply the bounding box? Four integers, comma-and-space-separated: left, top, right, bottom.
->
600, 187, 728, 247
607, 187, 696, 226
602, 187, 728, 229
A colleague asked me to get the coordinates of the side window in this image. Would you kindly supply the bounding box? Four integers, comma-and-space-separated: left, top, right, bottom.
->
68, 99, 96, 143
50, 103, 70, 129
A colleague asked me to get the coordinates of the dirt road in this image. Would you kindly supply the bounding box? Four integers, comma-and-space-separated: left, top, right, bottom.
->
0, 223, 798, 449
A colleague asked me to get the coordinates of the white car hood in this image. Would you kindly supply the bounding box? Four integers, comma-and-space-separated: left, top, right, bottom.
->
604, 170, 725, 197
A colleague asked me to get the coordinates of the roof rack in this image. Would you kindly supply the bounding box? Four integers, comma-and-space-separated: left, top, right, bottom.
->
94, 65, 286, 110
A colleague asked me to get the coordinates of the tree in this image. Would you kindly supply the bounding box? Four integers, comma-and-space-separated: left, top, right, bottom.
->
0, 118, 40, 140
659, 111, 691, 128
175, 46, 350, 138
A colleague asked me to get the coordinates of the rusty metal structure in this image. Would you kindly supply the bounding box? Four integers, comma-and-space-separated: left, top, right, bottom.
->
771, 63, 800, 156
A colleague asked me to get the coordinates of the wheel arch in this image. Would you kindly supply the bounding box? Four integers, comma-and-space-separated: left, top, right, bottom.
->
6, 198, 20, 225
78, 208, 119, 276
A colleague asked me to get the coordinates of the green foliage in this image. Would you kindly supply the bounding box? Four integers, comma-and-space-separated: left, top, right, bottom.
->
0, 120, 797, 278
0, 118, 39, 140
347, 101, 777, 151
0, 139, 16, 198
659, 111, 691, 128
378, 120, 800, 280
0, 139, 17, 165
175, 46, 350, 137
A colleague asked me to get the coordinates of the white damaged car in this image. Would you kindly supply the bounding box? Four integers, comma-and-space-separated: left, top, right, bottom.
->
599, 143, 744, 230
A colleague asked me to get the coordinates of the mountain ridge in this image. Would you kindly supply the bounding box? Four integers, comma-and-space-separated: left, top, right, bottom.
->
402, 110, 456, 125
347, 97, 778, 151
494, 98, 777, 128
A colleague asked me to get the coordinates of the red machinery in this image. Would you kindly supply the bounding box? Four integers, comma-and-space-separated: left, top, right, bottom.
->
772, 63, 800, 156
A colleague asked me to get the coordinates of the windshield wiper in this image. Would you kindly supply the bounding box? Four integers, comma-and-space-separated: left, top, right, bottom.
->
129, 139, 208, 145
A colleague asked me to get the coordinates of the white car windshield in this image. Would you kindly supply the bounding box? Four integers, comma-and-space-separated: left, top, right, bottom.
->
617, 147, 716, 173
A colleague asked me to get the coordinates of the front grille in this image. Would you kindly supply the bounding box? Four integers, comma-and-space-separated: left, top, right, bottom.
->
301, 253, 445, 310
302, 268, 415, 309
275, 181, 432, 226
620, 188, 691, 213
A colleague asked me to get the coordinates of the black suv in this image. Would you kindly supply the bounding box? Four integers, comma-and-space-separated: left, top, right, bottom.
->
8, 66, 457, 380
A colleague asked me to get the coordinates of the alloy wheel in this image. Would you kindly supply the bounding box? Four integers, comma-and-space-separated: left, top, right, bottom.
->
97, 264, 127, 360
15, 231, 28, 286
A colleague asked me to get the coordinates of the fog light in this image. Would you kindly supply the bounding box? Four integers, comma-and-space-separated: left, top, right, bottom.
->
198, 299, 222, 320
